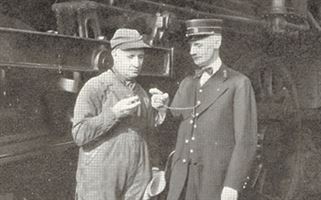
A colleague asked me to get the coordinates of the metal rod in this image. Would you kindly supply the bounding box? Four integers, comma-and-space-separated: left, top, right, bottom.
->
187, 0, 256, 18
272, 0, 286, 10
131, 0, 265, 26
129, 0, 310, 33
0, 27, 109, 44
280, 19, 310, 31
307, 11, 321, 32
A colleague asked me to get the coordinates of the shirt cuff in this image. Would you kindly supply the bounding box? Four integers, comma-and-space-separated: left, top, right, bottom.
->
101, 107, 119, 130
221, 186, 238, 200
222, 186, 238, 194
154, 109, 167, 126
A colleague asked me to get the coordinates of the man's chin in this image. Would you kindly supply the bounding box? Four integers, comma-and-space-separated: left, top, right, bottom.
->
128, 72, 140, 78
193, 59, 204, 66
194, 62, 206, 68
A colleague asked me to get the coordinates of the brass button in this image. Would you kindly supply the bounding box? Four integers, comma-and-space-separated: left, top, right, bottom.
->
195, 113, 199, 117
217, 88, 220, 91
190, 149, 194, 153
193, 124, 197, 129
191, 136, 195, 141
199, 89, 203, 93
197, 100, 201, 105
190, 120, 193, 124
182, 159, 187, 163
185, 139, 189, 144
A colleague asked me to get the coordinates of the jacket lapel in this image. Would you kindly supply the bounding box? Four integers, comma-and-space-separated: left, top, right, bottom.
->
195, 65, 229, 117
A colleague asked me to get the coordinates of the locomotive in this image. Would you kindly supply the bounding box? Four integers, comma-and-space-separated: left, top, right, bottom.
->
0, 0, 320, 199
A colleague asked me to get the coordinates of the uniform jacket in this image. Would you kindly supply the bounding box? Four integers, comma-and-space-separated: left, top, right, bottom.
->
167, 64, 258, 200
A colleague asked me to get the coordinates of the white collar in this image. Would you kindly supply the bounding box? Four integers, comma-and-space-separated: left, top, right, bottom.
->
199, 57, 222, 86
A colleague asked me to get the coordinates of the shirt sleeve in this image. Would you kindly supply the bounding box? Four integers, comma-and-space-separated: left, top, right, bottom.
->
71, 81, 118, 146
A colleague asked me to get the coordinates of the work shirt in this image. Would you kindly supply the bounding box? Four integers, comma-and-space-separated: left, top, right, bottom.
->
72, 69, 160, 200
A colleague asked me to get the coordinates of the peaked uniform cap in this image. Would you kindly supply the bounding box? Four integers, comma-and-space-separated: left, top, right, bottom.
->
185, 18, 223, 38
110, 28, 150, 50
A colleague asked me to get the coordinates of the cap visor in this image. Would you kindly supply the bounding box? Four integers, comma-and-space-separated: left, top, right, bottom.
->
117, 40, 150, 50
187, 34, 213, 42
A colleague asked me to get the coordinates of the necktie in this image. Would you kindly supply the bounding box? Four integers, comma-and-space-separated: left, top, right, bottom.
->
112, 68, 137, 91
194, 67, 213, 78
125, 81, 137, 91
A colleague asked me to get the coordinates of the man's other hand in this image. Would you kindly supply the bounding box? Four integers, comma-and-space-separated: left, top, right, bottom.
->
111, 95, 141, 119
221, 187, 238, 200
149, 88, 169, 110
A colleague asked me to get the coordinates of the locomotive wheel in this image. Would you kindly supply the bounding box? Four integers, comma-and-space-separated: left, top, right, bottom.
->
236, 53, 305, 200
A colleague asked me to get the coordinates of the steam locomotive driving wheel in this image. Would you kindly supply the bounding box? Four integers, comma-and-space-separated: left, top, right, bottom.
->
237, 53, 307, 200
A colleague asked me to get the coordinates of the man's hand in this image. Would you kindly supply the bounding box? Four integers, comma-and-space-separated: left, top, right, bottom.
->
221, 187, 238, 200
149, 88, 169, 110
111, 96, 141, 119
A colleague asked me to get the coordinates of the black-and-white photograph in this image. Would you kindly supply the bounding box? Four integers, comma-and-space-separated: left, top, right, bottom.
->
0, 0, 320, 200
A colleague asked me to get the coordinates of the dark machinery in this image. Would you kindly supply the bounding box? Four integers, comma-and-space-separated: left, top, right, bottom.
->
0, 0, 321, 199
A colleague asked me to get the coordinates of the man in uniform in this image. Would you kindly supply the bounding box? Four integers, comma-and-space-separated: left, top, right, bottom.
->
72, 28, 167, 200
152, 19, 258, 200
